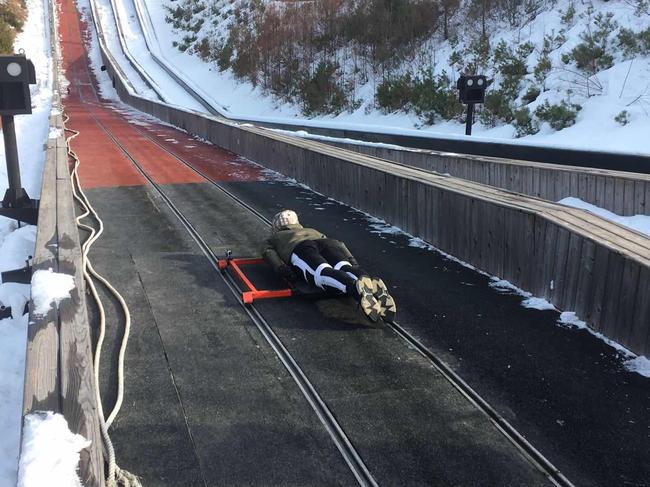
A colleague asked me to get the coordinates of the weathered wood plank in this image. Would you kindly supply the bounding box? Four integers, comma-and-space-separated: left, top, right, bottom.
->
23, 136, 60, 415
586, 244, 610, 331
600, 252, 625, 340
614, 178, 625, 215
562, 233, 584, 311
623, 180, 635, 216
615, 259, 641, 348
56, 172, 104, 486
574, 239, 596, 320
629, 267, 650, 356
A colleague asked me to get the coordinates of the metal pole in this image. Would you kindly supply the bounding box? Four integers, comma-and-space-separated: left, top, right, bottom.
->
2, 114, 23, 204
465, 103, 474, 136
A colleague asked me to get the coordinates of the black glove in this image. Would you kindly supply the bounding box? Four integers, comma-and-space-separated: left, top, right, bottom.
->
278, 264, 296, 283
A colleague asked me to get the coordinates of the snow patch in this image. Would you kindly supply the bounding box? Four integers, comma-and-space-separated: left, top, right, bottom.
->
31, 269, 76, 316
559, 197, 650, 237
17, 411, 90, 487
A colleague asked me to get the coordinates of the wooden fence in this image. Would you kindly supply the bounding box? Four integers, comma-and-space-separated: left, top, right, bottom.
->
327, 143, 650, 217
21, 0, 105, 483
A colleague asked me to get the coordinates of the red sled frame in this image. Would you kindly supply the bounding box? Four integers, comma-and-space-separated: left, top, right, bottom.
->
218, 257, 293, 304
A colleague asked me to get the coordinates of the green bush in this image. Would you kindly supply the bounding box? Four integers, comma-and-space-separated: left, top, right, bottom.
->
481, 90, 515, 125
376, 74, 413, 112
534, 36, 553, 90
216, 40, 233, 71
560, 2, 576, 28
564, 11, 617, 75
492, 41, 531, 104
522, 86, 540, 104
617, 27, 650, 58
614, 110, 630, 126
410, 70, 463, 123
535, 100, 581, 130
375, 70, 463, 124
513, 107, 539, 137
300, 61, 348, 115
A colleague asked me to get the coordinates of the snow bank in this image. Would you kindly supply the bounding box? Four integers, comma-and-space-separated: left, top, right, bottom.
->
136, 0, 650, 156
0, 314, 28, 485
0, 0, 53, 482
559, 196, 650, 237
17, 411, 90, 487
31, 269, 76, 316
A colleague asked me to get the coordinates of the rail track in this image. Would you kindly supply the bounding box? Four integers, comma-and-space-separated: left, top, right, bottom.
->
65, 50, 576, 481
120, 108, 576, 487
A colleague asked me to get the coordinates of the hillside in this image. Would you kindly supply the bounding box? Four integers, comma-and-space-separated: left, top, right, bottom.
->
158, 0, 650, 153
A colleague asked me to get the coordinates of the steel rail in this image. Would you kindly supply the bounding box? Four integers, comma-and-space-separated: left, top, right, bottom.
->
74, 2, 570, 485
76, 102, 378, 487
129, 123, 577, 487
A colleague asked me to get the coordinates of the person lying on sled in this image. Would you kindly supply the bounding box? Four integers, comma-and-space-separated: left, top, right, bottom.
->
261, 209, 396, 322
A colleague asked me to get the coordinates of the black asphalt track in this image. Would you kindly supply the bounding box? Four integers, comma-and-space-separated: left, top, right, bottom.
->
85, 178, 556, 486
220, 174, 650, 487
82, 144, 649, 486
85, 185, 357, 486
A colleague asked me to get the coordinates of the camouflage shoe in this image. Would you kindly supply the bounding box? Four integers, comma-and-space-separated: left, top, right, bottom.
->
356, 276, 381, 322
372, 278, 397, 322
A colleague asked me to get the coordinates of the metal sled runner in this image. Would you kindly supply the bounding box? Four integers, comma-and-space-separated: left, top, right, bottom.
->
217, 251, 326, 304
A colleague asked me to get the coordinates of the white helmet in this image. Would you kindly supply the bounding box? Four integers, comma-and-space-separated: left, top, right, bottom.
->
272, 210, 299, 232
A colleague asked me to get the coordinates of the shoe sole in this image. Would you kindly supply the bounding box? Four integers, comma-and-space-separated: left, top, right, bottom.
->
372, 278, 397, 322
357, 277, 381, 322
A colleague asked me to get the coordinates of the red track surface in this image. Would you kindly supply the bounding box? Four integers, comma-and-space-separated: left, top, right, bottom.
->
58, 0, 265, 189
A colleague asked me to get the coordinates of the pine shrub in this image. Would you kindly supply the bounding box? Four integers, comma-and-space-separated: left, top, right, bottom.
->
376, 74, 413, 112
563, 10, 617, 75
300, 61, 348, 116
535, 100, 581, 130
614, 110, 630, 126
513, 107, 539, 137
522, 86, 540, 104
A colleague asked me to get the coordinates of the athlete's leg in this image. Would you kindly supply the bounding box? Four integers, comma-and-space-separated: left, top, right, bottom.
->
319, 239, 369, 280
290, 240, 357, 295
320, 239, 396, 321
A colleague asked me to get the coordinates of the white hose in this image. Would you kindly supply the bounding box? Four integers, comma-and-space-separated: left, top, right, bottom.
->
63, 114, 142, 487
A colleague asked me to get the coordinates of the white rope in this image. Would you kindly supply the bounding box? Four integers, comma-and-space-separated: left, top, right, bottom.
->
63, 114, 142, 487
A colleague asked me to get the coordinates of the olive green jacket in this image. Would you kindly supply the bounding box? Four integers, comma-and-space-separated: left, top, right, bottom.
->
261, 224, 325, 271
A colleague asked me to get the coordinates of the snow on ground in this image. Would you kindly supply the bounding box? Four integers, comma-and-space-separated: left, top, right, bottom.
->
126, 0, 650, 156
17, 412, 90, 487
0, 0, 53, 484
559, 196, 650, 236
